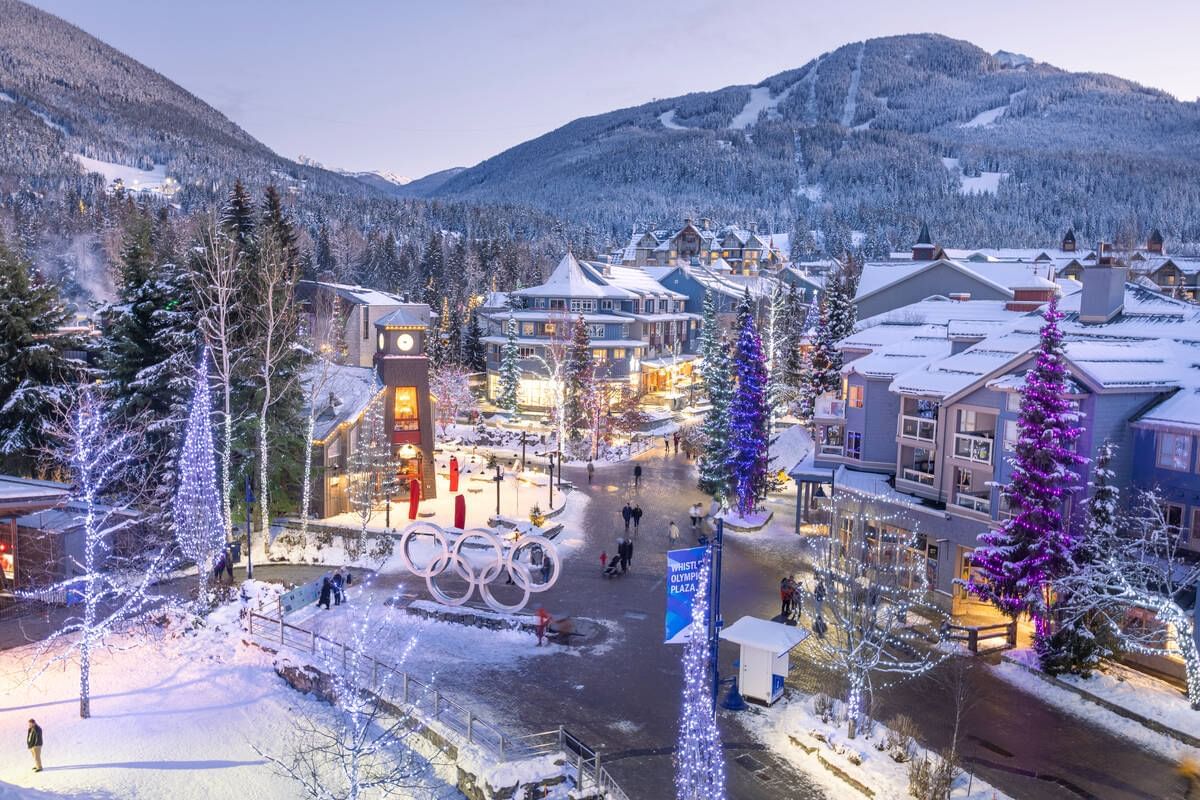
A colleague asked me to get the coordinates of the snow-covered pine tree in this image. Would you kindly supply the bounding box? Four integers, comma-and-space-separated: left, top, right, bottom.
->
698, 333, 734, 502
563, 315, 593, 443
674, 553, 726, 800
172, 352, 226, 599
798, 293, 829, 425
764, 283, 789, 434
697, 291, 721, 398
728, 291, 770, 518
1038, 440, 1119, 675
780, 283, 807, 412
497, 315, 521, 413
98, 211, 198, 500
0, 238, 85, 475
967, 298, 1085, 636
221, 179, 256, 256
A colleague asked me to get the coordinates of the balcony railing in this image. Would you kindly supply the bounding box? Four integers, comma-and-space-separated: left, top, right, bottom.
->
953, 433, 994, 465
954, 492, 991, 515
900, 415, 937, 443
901, 467, 936, 486
820, 444, 845, 456
816, 397, 845, 419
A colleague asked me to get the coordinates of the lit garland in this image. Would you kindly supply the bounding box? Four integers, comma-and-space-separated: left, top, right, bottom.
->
967, 297, 1084, 638
675, 552, 727, 800
728, 291, 770, 517
800, 490, 949, 738
172, 350, 226, 596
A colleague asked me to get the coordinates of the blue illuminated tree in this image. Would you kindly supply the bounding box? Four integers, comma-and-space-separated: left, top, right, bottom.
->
675, 553, 726, 800
728, 291, 769, 518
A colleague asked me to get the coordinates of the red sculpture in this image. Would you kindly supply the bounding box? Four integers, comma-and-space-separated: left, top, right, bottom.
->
449, 455, 460, 493
454, 493, 466, 528
407, 478, 421, 520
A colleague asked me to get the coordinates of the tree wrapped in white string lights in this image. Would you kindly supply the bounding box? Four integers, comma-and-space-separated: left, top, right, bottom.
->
32, 387, 175, 718
675, 553, 726, 800
1054, 487, 1200, 707
171, 351, 226, 596
801, 492, 948, 738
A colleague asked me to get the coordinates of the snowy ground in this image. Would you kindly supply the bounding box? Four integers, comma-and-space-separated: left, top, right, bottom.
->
0, 585, 461, 799
73, 155, 175, 196
740, 691, 1012, 800
994, 649, 1200, 758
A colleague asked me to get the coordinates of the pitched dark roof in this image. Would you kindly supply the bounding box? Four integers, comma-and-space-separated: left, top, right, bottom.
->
1062, 228, 1076, 244
1149, 228, 1165, 245
916, 222, 932, 246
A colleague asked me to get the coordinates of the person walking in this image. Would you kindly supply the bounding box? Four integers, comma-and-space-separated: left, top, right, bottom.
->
621, 503, 633, 532
318, 577, 333, 610
332, 572, 345, 606
617, 538, 628, 573
535, 606, 551, 647
540, 553, 552, 584
632, 504, 643, 531
689, 502, 703, 532
586, 460, 595, 484
625, 537, 635, 569
668, 520, 680, 545
633, 463, 642, 488
600, 550, 608, 571
672, 432, 680, 453
780, 576, 794, 618
814, 579, 826, 618
792, 577, 805, 621
26, 719, 42, 772
212, 551, 226, 584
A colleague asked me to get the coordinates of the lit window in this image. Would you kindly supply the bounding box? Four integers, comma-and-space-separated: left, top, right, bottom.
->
592, 349, 607, 361
1158, 432, 1192, 470
612, 348, 626, 358
521, 322, 535, 336
848, 385, 864, 408
393, 387, 419, 432
846, 432, 863, 460
542, 322, 556, 335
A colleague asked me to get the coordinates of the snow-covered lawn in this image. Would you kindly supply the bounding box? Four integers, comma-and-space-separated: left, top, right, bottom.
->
73, 155, 175, 196
740, 691, 1012, 800
995, 649, 1200, 757
0, 587, 460, 799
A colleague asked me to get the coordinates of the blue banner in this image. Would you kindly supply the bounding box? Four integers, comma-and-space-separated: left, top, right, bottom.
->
664, 545, 709, 644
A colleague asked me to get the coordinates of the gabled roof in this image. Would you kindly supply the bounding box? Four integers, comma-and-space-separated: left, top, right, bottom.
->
299, 280, 407, 307
890, 332, 1037, 399
517, 253, 635, 300
303, 364, 381, 442
601, 264, 687, 300
855, 258, 1059, 307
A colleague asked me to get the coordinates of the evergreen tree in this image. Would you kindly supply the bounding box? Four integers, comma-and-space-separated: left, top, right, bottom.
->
780, 284, 807, 408
764, 284, 789, 431
728, 291, 770, 517
428, 297, 452, 368
698, 333, 733, 502
1038, 440, 1120, 676
563, 315, 593, 443
674, 553, 726, 800
697, 291, 721, 397
807, 263, 857, 412
99, 212, 198, 492
967, 298, 1085, 637
800, 294, 832, 424
461, 311, 487, 372
497, 315, 521, 413
0, 239, 83, 474
220, 180, 256, 256
420, 231, 445, 309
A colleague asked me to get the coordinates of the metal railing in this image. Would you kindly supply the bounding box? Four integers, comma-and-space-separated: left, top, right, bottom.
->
954, 492, 990, 515
900, 415, 937, 443
952, 432, 994, 465
900, 467, 935, 486
247, 610, 627, 799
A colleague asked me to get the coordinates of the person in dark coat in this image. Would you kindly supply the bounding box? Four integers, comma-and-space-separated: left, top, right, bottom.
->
332, 572, 345, 606
586, 460, 595, 484
224, 549, 234, 582
633, 464, 642, 487
212, 551, 226, 584
617, 538, 629, 573
318, 577, 332, 610
27, 719, 42, 771
625, 537, 634, 569
621, 503, 633, 531
631, 504, 643, 531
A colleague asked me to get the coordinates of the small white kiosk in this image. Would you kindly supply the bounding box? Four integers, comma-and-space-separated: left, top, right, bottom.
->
719, 616, 808, 706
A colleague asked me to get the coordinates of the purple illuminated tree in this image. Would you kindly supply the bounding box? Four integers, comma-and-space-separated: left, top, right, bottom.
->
967, 298, 1084, 635
728, 291, 769, 518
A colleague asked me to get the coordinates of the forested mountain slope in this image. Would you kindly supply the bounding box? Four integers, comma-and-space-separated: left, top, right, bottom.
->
416, 34, 1200, 251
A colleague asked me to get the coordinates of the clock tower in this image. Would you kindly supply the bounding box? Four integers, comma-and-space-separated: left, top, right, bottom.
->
373, 304, 437, 501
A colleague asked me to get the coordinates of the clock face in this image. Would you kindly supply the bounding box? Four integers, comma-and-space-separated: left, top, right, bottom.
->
397, 333, 415, 352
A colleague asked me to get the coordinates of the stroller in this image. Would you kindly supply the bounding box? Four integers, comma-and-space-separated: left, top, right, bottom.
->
603, 555, 624, 578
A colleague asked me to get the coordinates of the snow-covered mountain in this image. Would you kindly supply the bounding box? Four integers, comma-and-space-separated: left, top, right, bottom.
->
410, 33, 1200, 248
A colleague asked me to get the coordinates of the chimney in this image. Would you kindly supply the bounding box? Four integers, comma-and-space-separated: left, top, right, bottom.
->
748, 222, 758, 234
1079, 246, 1128, 324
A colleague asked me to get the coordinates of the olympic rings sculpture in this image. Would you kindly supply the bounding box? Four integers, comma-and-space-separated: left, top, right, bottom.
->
396, 521, 561, 613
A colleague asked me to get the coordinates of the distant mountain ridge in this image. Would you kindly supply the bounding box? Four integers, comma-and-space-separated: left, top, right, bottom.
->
409, 34, 1200, 249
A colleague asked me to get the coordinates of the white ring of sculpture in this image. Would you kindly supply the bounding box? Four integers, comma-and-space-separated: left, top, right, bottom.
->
397, 522, 561, 613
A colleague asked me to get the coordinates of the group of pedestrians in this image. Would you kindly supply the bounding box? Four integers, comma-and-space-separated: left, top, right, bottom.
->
780, 574, 827, 636
620, 502, 643, 531
317, 570, 351, 610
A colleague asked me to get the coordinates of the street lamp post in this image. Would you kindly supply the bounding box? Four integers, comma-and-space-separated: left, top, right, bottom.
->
556, 445, 563, 489
520, 431, 528, 472
493, 464, 504, 516
546, 451, 555, 508
244, 472, 255, 580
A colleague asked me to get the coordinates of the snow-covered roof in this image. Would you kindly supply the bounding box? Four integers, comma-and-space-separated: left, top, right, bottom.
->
480, 291, 509, 310
1136, 387, 1200, 433
890, 332, 1036, 399
769, 425, 813, 475
601, 264, 687, 299
376, 304, 434, 329
481, 336, 646, 349
844, 336, 953, 380
492, 310, 630, 324
855, 258, 1060, 306
0, 476, 70, 512
857, 297, 1018, 330
518, 253, 635, 301
718, 616, 808, 655
305, 365, 381, 441
300, 280, 406, 307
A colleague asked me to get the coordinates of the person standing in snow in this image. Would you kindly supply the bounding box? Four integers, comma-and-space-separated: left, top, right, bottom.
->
331, 572, 344, 606
791, 577, 805, 621
631, 504, 643, 532
26, 719, 42, 772
689, 502, 703, 532
621, 502, 633, 532
668, 520, 680, 545
586, 460, 595, 484
617, 538, 628, 573
780, 576, 794, 618
633, 464, 642, 488
318, 577, 332, 610
224, 549, 234, 582
212, 551, 226, 584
